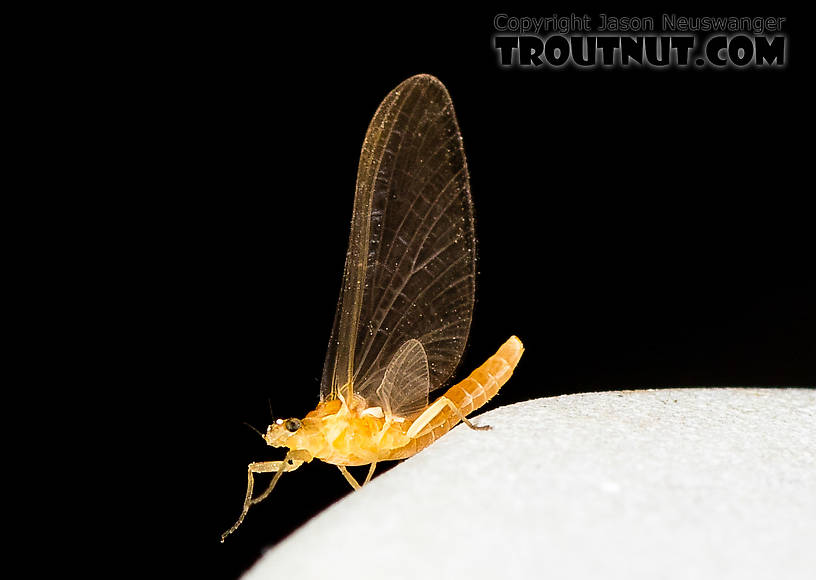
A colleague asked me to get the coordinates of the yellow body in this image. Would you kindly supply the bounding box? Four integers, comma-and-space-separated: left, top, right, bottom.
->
222, 335, 523, 541
267, 336, 524, 466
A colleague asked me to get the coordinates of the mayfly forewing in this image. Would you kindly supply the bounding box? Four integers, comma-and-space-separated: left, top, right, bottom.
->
320, 79, 406, 402
375, 339, 430, 418
320, 74, 475, 410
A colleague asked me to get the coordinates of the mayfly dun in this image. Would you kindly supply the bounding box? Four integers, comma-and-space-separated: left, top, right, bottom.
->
222, 74, 523, 541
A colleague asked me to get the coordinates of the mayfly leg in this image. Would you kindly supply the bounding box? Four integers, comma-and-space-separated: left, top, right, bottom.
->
337, 466, 360, 490
221, 450, 310, 542
363, 462, 377, 485
447, 401, 492, 431
336, 462, 377, 490
406, 397, 490, 439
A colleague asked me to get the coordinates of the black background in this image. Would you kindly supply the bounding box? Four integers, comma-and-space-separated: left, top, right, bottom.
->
112, 6, 812, 578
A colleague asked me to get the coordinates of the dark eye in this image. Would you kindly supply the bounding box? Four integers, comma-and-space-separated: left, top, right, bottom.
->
284, 419, 301, 432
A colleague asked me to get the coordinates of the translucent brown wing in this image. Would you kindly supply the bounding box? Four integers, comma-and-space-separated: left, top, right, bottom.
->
375, 339, 430, 419
320, 74, 475, 414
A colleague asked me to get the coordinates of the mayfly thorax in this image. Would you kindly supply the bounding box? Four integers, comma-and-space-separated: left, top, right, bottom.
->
222, 74, 523, 541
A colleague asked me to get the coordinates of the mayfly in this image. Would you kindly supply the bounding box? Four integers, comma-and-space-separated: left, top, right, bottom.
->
222, 74, 523, 541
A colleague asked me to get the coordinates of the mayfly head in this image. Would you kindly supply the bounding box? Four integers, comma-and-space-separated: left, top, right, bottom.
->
265, 417, 303, 448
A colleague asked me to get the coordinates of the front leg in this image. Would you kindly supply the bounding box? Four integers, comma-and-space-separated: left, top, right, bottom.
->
221, 449, 310, 542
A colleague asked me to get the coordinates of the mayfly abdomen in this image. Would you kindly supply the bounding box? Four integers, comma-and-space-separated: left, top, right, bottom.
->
388, 336, 524, 460
446, 336, 524, 417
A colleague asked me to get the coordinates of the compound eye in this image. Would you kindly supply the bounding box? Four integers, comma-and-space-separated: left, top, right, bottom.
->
284, 419, 301, 432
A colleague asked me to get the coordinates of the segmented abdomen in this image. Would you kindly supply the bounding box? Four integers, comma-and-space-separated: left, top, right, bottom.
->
387, 335, 524, 460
